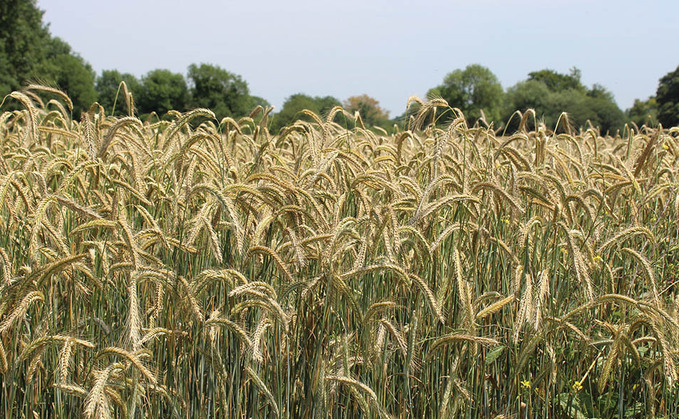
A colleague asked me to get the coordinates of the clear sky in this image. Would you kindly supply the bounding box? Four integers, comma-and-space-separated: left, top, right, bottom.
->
37, 0, 679, 117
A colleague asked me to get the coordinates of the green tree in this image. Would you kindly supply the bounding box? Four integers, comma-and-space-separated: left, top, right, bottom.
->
187, 63, 252, 118
427, 64, 504, 124
528, 67, 585, 92
504, 69, 625, 134
343, 94, 390, 128
0, 0, 50, 94
656, 65, 679, 127
271, 94, 341, 131
95, 70, 142, 116
137, 69, 189, 116
626, 97, 658, 127
0, 1, 97, 115
36, 37, 97, 114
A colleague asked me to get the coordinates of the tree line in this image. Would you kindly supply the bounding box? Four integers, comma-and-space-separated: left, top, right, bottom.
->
2, 0, 678, 133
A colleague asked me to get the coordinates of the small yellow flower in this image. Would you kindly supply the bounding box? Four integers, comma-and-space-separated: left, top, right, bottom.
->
663, 143, 669, 150
521, 380, 531, 389
593, 255, 602, 263
572, 380, 583, 392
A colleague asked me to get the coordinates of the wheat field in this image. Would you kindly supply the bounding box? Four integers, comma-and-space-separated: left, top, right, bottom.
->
1, 86, 679, 417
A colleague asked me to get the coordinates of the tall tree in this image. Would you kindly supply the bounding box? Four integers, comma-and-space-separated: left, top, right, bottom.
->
626, 97, 658, 127
343, 94, 390, 128
428, 64, 504, 124
656, 65, 679, 127
187, 63, 252, 118
137, 69, 189, 116
271, 94, 341, 131
504, 69, 625, 133
96, 70, 142, 116
36, 37, 97, 114
528, 67, 585, 92
0, 0, 50, 94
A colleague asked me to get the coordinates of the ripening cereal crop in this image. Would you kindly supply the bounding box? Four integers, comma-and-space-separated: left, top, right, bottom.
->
1, 86, 679, 417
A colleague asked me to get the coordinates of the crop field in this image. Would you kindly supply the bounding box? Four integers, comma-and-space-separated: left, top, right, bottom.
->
1, 86, 679, 418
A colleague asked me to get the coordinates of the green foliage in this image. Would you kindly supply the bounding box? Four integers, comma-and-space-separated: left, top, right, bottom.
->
271, 93, 341, 131
528, 67, 585, 92
342, 94, 390, 129
246, 95, 271, 111
0, 0, 50, 93
35, 38, 97, 115
187, 63, 252, 119
95, 70, 142, 116
656, 64, 679, 127
626, 97, 658, 127
0, 1, 96, 115
137, 69, 190, 116
505, 69, 625, 134
428, 64, 504, 124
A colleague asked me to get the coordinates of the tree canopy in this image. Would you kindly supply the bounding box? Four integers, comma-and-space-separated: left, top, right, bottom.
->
656, 65, 679, 127
0, 0, 95, 114
427, 64, 504, 124
0, 0, 50, 93
528, 68, 585, 92
187, 63, 252, 119
271, 94, 341, 131
343, 94, 390, 129
137, 69, 190, 116
95, 70, 142, 116
626, 97, 658, 127
504, 68, 625, 133
0, 0, 675, 131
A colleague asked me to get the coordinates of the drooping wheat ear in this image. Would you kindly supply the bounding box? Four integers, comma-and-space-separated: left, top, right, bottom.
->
96, 346, 157, 385
513, 270, 533, 344
206, 316, 253, 347
25, 84, 73, 113
410, 273, 445, 324
532, 269, 550, 331
561, 224, 594, 301
81, 111, 97, 160
163, 108, 215, 143
375, 322, 386, 354
245, 366, 280, 417
98, 117, 142, 158
247, 245, 295, 283
471, 182, 525, 216
177, 275, 203, 321
4, 92, 38, 147
84, 363, 121, 419
379, 319, 407, 356
633, 129, 659, 178
58, 337, 74, 382
117, 218, 139, 270
0, 290, 44, 334
251, 315, 272, 363
127, 270, 142, 350
364, 301, 400, 324
453, 249, 473, 327
117, 81, 133, 116
0, 246, 10, 285
0, 340, 7, 373
200, 215, 223, 265
621, 248, 659, 306
325, 375, 388, 418
597, 226, 654, 255
427, 334, 499, 359
475, 295, 515, 321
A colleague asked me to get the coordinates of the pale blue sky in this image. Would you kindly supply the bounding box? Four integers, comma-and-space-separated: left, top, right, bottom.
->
38, 0, 679, 117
